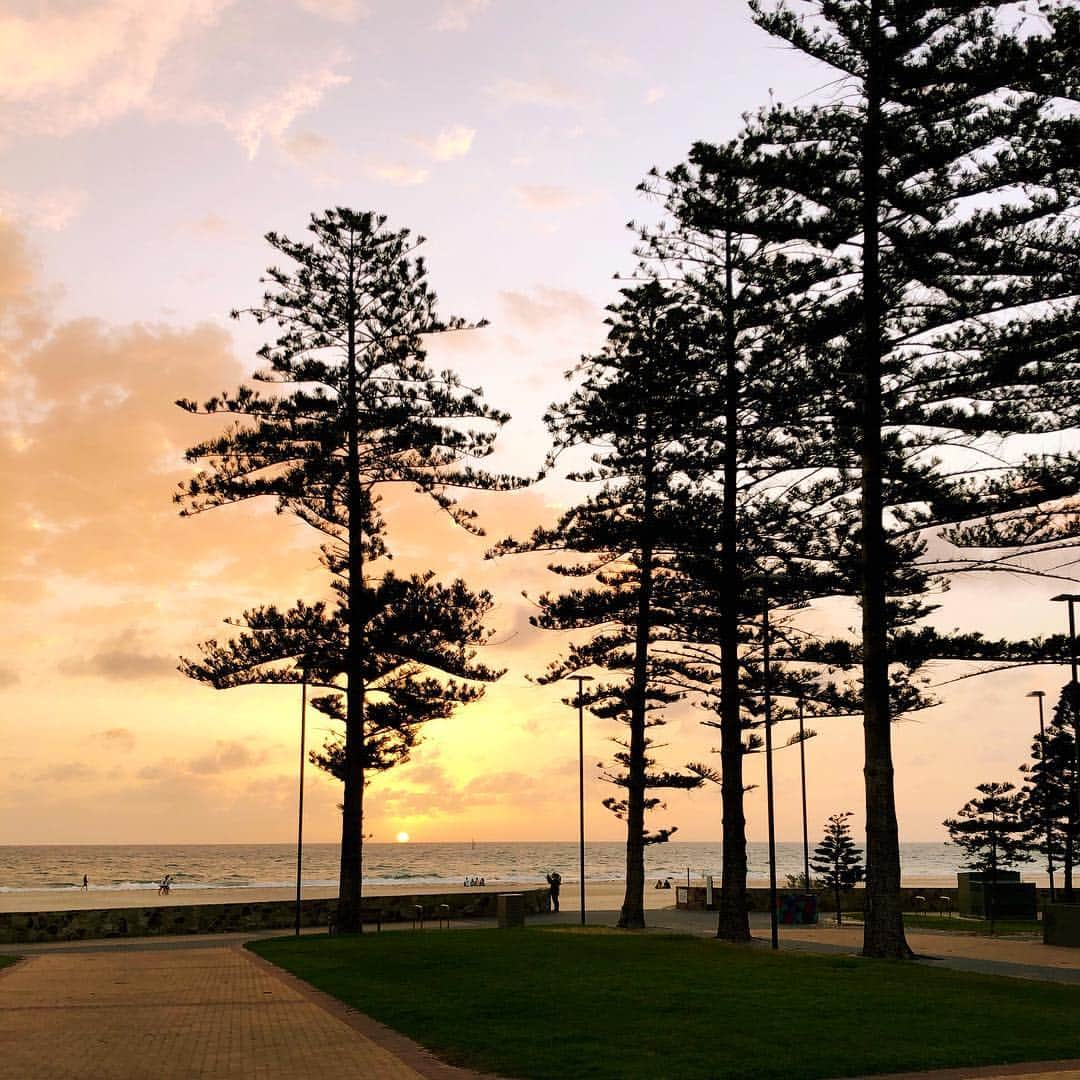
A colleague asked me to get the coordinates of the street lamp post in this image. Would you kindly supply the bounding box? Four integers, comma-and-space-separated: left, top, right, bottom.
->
567, 674, 594, 926
1052, 594, 1080, 685
762, 596, 779, 951
1051, 594, 1080, 895
798, 696, 810, 891
295, 668, 308, 937
1027, 690, 1055, 902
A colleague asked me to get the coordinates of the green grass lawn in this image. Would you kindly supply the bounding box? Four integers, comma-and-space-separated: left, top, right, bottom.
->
250, 928, 1080, 1080
0, 957, 16, 971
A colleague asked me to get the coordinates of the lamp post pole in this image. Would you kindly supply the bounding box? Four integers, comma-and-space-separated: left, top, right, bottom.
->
798, 696, 810, 891
295, 668, 308, 937
568, 674, 594, 926
1027, 690, 1055, 902
1051, 595, 1080, 898
762, 595, 779, 951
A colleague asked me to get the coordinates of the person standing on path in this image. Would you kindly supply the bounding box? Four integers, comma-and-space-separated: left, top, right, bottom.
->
546, 871, 562, 913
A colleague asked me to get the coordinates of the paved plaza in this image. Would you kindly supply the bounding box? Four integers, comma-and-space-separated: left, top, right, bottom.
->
0, 943, 469, 1080
2, 913, 1080, 1079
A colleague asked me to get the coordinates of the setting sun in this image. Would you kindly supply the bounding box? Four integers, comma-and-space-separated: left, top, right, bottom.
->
395, 831, 410, 844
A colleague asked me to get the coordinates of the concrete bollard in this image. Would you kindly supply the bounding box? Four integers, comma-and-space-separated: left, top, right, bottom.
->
497, 893, 525, 929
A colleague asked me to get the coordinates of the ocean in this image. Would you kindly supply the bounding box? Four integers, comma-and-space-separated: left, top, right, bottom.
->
0, 841, 966, 894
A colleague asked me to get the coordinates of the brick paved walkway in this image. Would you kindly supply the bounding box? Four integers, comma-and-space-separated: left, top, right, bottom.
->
0, 945, 433, 1079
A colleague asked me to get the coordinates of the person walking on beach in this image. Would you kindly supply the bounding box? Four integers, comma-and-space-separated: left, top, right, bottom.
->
546, 871, 562, 913
81, 874, 88, 891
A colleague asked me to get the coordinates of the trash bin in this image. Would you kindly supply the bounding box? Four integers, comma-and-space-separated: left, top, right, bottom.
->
497, 893, 525, 928
779, 893, 818, 925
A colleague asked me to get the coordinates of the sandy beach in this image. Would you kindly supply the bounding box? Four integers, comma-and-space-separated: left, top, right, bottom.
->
0, 880, 680, 915
0, 875, 976, 915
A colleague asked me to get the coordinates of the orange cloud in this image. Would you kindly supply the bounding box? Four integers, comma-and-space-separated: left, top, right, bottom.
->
58, 629, 175, 681
513, 184, 593, 212
0, 1, 228, 138
366, 160, 430, 186
413, 124, 476, 162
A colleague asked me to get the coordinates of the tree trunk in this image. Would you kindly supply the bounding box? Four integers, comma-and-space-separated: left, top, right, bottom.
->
859, 0, 911, 961
835, 883, 842, 927
1066, 832, 1074, 903
619, 441, 656, 930
988, 829, 997, 935
337, 252, 367, 934
717, 224, 751, 943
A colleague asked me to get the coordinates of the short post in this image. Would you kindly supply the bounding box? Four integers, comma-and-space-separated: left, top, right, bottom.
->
412, 904, 424, 930
497, 892, 525, 929
438, 903, 450, 929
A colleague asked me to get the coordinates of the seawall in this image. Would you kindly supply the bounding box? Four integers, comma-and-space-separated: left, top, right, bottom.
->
0, 888, 552, 945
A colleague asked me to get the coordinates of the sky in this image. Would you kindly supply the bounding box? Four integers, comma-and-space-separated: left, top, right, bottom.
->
0, 0, 1074, 848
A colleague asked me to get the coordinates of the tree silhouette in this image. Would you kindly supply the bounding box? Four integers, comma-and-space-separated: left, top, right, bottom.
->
491, 281, 706, 929
811, 811, 865, 927
177, 208, 515, 932
945, 781, 1032, 932
180, 575, 502, 780
634, 139, 843, 941
1021, 683, 1080, 900
749, 0, 1080, 958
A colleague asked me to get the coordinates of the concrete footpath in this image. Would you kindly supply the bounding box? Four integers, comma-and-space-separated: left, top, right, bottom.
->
0, 943, 479, 1080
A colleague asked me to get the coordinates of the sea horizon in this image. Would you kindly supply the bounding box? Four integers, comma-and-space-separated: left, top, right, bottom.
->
0, 839, 983, 894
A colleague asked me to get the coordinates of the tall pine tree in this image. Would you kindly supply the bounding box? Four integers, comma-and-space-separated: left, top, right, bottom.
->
492, 281, 705, 928
177, 208, 515, 932
748, 0, 1080, 957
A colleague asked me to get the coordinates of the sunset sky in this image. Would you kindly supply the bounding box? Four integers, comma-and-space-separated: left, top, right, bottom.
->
1, 0, 1073, 848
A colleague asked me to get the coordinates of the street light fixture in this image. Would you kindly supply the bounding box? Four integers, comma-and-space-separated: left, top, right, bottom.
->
1050, 594, 1080, 684
566, 674, 594, 926
1026, 690, 1055, 902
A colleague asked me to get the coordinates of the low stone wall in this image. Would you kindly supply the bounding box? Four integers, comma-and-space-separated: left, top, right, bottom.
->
678, 886, 961, 913
680, 884, 1059, 915
0, 888, 552, 945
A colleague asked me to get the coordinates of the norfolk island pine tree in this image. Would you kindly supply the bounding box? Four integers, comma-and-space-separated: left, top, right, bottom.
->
945, 781, 1031, 933
177, 208, 518, 933
490, 281, 707, 929
745, 0, 1080, 957
631, 139, 848, 942
811, 811, 865, 926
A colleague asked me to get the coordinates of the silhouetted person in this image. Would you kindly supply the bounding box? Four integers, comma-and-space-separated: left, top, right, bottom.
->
662, 878, 672, 890
546, 871, 562, 912
81, 874, 88, 891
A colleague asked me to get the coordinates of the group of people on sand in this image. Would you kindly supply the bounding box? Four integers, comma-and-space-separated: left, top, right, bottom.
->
81, 872, 177, 895
654, 878, 673, 890
463, 876, 486, 887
